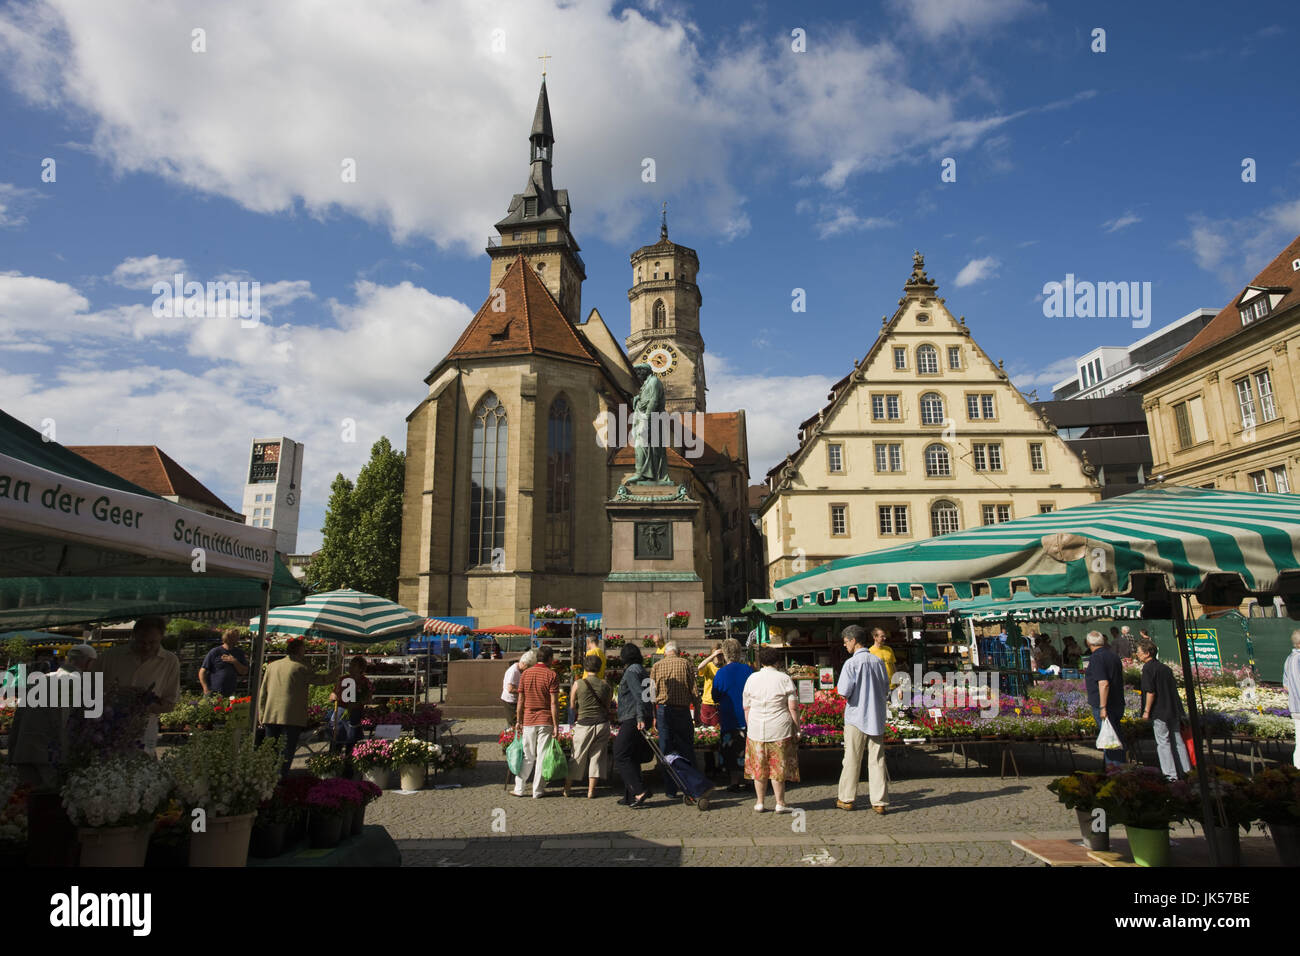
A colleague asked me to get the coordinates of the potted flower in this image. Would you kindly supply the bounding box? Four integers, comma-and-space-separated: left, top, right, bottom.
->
304, 779, 363, 849
162, 725, 281, 867
352, 738, 396, 789
666, 610, 690, 629
390, 736, 441, 790
1048, 771, 1111, 850
307, 751, 345, 779
1095, 765, 1190, 867
1246, 765, 1300, 866
1184, 766, 1258, 866
61, 754, 173, 867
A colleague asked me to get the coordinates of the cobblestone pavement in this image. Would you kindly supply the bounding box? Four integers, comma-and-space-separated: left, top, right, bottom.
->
361, 719, 1201, 867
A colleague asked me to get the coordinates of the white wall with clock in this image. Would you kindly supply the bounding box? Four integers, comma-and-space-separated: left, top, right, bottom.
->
239, 436, 305, 554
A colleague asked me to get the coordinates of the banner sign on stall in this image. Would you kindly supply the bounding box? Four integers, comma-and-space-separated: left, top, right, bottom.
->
1187, 628, 1222, 669
0, 452, 277, 578
922, 596, 949, 614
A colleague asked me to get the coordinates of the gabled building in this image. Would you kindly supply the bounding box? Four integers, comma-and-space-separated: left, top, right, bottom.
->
67, 445, 243, 523
1137, 236, 1300, 494
758, 253, 1100, 591
397, 79, 757, 625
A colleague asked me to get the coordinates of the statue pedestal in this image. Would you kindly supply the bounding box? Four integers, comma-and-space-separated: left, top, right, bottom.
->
602, 481, 705, 646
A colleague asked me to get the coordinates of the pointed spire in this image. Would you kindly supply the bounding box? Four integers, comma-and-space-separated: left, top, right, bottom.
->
660, 201, 668, 240
531, 78, 553, 142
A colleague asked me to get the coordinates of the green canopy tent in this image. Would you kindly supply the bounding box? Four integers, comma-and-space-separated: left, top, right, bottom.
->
0, 408, 304, 713
772, 486, 1300, 866
947, 594, 1143, 622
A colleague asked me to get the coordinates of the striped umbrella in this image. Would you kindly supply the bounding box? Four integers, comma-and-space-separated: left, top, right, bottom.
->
773, 487, 1300, 611
423, 618, 470, 635
249, 588, 424, 643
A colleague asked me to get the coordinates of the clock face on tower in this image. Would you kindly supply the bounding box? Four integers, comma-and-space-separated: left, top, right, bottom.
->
641, 343, 678, 376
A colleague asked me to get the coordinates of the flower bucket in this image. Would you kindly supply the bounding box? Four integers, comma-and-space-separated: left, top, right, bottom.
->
1126, 825, 1170, 867
189, 812, 255, 868
1076, 809, 1109, 852
400, 763, 427, 791
1268, 822, 1300, 867
351, 803, 366, 837
249, 822, 289, 859
308, 812, 344, 850
1208, 825, 1241, 867
78, 824, 151, 868
364, 767, 396, 790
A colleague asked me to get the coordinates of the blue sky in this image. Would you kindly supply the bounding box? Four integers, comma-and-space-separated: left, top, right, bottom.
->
2, 0, 1298, 552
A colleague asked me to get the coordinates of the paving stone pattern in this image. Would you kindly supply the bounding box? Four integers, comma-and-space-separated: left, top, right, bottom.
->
358, 718, 1196, 867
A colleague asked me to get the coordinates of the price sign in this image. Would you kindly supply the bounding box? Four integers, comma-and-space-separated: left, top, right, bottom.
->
797, 680, 815, 704
375, 724, 403, 739
818, 667, 835, 689
928, 708, 943, 720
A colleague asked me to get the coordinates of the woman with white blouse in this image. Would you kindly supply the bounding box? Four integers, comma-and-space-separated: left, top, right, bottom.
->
741, 646, 801, 813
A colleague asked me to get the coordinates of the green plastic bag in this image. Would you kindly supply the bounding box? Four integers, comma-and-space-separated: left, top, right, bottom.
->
506, 733, 525, 776
541, 737, 568, 781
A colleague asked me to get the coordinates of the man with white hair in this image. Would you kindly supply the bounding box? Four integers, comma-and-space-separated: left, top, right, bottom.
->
502, 650, 536, 731
1284, 630, 1300, 769
1114, 625, 1135, 661
650, 641, 700, 799
1083, 629, 1126, 766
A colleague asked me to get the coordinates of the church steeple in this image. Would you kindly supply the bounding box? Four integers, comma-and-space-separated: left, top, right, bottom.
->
487, 72, 585, 324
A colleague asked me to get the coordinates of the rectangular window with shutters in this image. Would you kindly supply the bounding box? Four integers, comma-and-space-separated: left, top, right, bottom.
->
1250, 471, 1268, 493
889, 444, 901, 471
872, 395, 884, 420
894, 347, 907, 370
1174, 397, 1208, 448
988, 443, 1002, 470
827, 443, 843, 473
981, 504, 995, 525
982, 504, 1012, 525
982, 395, 995, 419
874, 444, 902, 472
1272, 466, 1291, 494
874, 444, 887, 472
886, 395, 900, 420
1174, 402, 1193, 448
1030, 443, 1045, 471
1235, 377, 1257, 429
966, 395, 979, 419
1039, 503, 1054, 514
830, 505, 848, 536
948, 346, 961, 369
973, 445, 987, 471
878, 505, 909, 535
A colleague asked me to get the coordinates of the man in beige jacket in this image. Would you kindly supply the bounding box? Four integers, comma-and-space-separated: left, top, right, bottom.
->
259, 638, 340, 776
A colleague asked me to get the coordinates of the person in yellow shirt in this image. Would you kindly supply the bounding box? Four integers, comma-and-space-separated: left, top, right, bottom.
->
585, 634, 606, 680
868, 627, 896, 683
696, 642, 724, 776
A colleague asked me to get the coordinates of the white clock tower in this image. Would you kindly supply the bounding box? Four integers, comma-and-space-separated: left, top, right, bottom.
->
625, 208, 706, 415
240, 436, 304, 554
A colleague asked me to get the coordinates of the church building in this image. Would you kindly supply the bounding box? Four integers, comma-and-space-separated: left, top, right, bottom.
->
398, 79, 762, 626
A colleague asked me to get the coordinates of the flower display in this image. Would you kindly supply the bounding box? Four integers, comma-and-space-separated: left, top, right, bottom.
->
532, 605, 577, 619
603, 635, 625, 649
1095, 765, 1191, 830
389, 736, 442, 768
1047, 771, 1108, 811
61, 754, 173, 828
307, 752, 345, 777
162, 726, 281, 818
65, 685, 158, 768
351, 738, 395, 771
304, 778, 366, 816
666, 611, 690, 628
1246, 765, 1300, 825
359, 702, 442, 731
499, 727, 574, 755
1184, 766, 1260, 831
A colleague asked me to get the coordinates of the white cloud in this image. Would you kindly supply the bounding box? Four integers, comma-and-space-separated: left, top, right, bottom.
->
0, 1, 1088, 247
1101, 212, 1141, 233
890, 0, 1041, 39
109, 254, 188, 290
0, 182, 42, 227
953, 256, 1000, 287
705, 354, 837, 478
1008, 355, 1080, 394
811, 206, 894, 239
1182, 199, 1300, 284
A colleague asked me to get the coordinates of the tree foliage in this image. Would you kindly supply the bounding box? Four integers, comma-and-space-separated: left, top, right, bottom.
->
305, 438, 405, 600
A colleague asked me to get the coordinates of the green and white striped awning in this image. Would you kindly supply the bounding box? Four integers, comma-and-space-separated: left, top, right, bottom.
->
947, 594, 1142, 623
249, 588, 424, 643
773, 488, 1300, 611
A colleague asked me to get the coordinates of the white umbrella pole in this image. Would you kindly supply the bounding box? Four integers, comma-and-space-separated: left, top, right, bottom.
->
248, 580, 273, 735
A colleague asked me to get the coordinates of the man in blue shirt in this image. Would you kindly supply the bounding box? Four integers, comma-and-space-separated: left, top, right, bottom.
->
836, 625, 891, 814
710, 638, 752, 793
1083, 630, 1125, 766
199, 629, 249, 697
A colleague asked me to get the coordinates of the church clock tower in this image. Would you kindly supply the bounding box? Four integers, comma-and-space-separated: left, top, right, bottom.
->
487, 77, 586, 325
626, 208, 706, 414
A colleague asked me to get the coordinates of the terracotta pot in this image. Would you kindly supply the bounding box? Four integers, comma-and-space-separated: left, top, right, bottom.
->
188, 812, 255, 867
78, 824, 151, 867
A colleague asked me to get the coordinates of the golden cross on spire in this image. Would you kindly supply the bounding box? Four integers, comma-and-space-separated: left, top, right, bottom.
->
538, 52, 551, 77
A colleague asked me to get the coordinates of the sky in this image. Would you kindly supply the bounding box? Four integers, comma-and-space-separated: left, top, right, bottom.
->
2, 0, 1298, 553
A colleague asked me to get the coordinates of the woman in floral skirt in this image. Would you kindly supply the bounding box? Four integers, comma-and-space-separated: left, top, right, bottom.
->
741, 646, 800, 813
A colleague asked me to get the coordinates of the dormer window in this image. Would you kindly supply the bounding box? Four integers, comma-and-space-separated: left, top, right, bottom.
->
524, 198, 537, 217
1241, 295, 1270, 325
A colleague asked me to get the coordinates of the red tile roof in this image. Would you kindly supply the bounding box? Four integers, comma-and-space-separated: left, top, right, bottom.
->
610, 445, 695, 469
446, 253, 602, 366
1166, 235, 1300, 367
698, 411, 744, 467
67, 445, 239, 515
748, 484, 769, 510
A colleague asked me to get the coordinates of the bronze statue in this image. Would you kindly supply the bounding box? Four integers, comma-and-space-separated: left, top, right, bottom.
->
630, 363, 672, 483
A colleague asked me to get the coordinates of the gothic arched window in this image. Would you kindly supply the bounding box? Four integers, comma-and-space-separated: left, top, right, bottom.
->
469, 393, 508, 567
545, 395, 574, 569
653, 299, 666, 329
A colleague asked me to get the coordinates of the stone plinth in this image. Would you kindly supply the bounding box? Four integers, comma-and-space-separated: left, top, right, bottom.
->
602, 481, 705, 644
